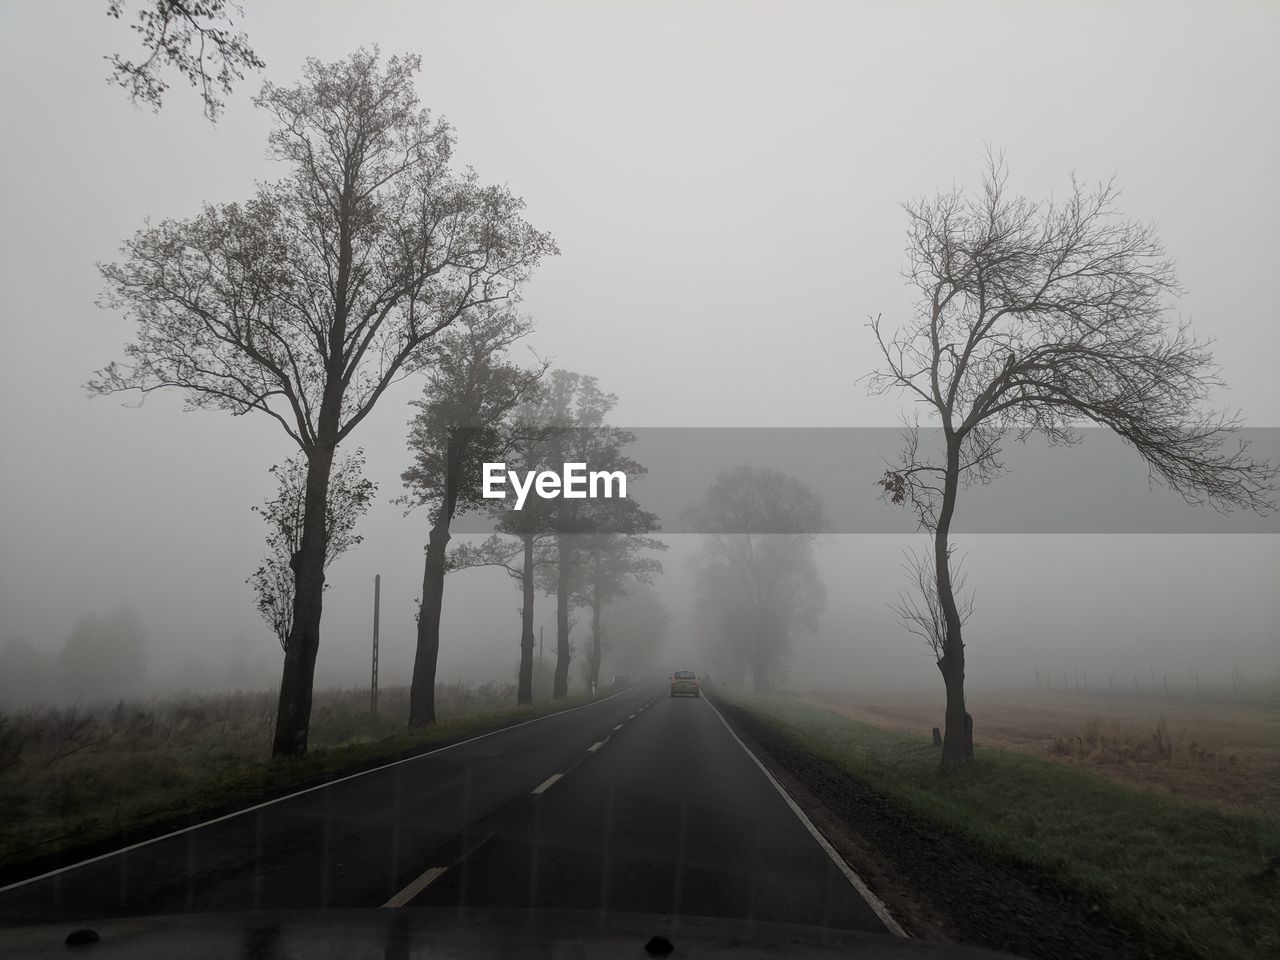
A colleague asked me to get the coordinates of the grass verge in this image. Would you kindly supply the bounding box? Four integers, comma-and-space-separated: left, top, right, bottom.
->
0, 690, 597, 884
723, 692, 1280, 960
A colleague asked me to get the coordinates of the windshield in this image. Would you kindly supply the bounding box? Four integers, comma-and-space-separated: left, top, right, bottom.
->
1, 5, 1277, 960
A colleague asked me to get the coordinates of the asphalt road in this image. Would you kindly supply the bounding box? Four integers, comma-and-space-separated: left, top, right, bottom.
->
0, 683, 894, 936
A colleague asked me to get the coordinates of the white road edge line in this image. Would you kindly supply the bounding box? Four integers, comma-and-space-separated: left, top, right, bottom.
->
531, 773, 563, 795
382, 866, 447, 908
0, 683, 642, 895
587, 740, 606, 753
702, 696, 909, 939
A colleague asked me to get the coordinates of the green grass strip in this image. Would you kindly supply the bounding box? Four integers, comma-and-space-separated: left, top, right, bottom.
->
724, 693, 1280, 960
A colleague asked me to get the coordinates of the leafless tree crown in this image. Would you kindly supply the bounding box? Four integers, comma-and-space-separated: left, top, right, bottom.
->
869, 154, 1275, 526
91, 50, 557, 455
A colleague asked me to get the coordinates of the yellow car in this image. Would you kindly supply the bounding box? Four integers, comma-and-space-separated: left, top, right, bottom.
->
670, 670, 700, 697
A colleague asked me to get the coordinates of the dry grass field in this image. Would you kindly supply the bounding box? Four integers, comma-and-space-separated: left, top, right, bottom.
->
806, 688, 1280, 820
0, 681, 575, 871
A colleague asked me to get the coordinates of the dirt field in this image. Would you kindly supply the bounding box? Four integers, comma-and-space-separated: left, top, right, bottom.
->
806, 688, 1280, 821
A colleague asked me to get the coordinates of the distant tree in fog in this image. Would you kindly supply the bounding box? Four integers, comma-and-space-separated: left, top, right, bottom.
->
461, 371, 659, 703
451, 525, 555, 706
247, 450, 376, 653
598, 581, 671, 681
869, 154, 1277, 770
568, 529, 664, 693
525, 371, 664, 697
400, 307, 545, 728
551, 527, 665, 694
105, 0, 264, 120
450, 384, 560, 706
0, 638, 54, 707
92, 49, 556, 756
57, 606, 148, 702
531, 372, 649, 700
685, 466, 828, 692
693, 560, 755, 689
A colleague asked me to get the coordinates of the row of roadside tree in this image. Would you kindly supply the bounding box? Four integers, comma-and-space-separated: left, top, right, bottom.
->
92, 48, 1275, 771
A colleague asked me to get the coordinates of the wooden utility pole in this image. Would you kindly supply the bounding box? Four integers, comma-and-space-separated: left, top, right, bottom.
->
370, 574, 381, 714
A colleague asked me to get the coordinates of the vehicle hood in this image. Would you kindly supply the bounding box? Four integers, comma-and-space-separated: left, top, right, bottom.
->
0, 908, 1025, 959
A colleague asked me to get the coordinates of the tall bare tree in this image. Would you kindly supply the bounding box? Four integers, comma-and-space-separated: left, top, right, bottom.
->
92, 49, 556, 756
869, 155, 1275, 769
400, 307, 545, 728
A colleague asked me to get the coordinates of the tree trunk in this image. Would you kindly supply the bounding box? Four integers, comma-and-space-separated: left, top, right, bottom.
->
272, 185, 353, 759
589, 574, 603, 694
272, 441, 336, 758
408, 437, 461, 729
751, 656, 772, 693
409, 525, 447, 728
552, 534, 572, 699
517, 534, 536, 705
935, 435, 974, 769
749, 607, 772, 693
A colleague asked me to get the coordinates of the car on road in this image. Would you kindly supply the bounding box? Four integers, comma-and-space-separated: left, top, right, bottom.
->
670, 670, 700, 697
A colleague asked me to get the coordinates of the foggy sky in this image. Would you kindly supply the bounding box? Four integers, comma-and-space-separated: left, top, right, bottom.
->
1, 1, 1276, 699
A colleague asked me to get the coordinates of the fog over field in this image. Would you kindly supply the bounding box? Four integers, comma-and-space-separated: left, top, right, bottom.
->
1, 1, 1277, 708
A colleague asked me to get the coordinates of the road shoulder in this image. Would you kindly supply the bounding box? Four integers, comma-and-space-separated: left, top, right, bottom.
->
708, 692, 1166, 960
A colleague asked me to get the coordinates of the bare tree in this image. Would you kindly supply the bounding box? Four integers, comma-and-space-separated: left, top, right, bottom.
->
106, 1, 264, 120
450, 525, 556, 705
519, 371, 655, 700
869, 154, 1275, 769
447, 389, 562, 706
92, 50, 556, 756
685, 466, 829, 692
400, 307, 545, 728
574, 528, 664, 693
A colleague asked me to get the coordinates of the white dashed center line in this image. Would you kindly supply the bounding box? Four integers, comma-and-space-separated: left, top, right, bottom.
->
531, 773, 563, 795
587, 740, 606, 753
383, 866, 447, 907
614, 724, 623, 731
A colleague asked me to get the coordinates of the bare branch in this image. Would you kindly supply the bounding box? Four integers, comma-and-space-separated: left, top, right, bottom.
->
889, 545, 974, 660
105, 0, 265, 121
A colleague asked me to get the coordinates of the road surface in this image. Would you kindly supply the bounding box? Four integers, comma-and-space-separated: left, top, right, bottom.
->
0, 683, 897, 935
